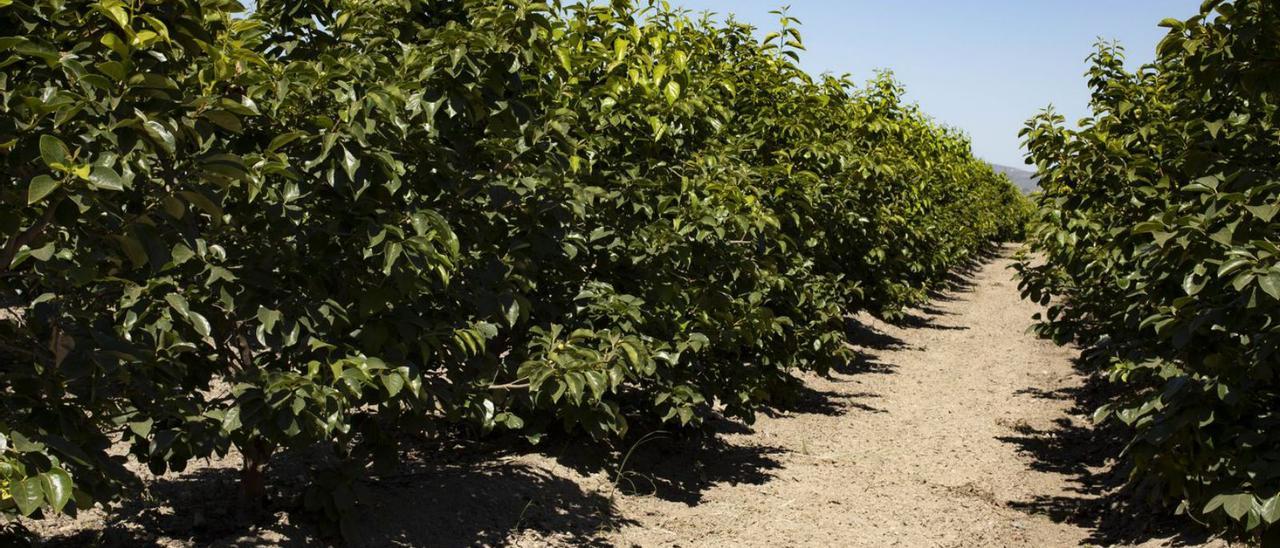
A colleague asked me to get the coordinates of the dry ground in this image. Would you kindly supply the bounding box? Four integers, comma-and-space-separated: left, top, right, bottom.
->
27, 247, 1227, 547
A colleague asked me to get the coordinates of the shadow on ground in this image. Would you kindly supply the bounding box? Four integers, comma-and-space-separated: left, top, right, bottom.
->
532, 421, 790, 509
40, 464, 313, 548
345, 456, 628, 547
762, 383, 886, 417
41, 444, 630, 548
892, 310, 970, 331
998, 361, 1218, 547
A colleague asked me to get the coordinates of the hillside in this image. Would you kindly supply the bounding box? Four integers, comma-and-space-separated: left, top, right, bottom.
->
992, 164, 1039, 194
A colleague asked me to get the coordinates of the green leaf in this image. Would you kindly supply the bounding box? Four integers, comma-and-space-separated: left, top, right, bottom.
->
165, 293, 191, 318
129, 418, 154, 438
584, 370, 607, 400
618, 341, 640, 368
163, 197, 187, 220
1091, 404, 1113, 424
28, 175, 61, 205
132, 30, 159, 48
1131, 221, 1164, 234
143, 120, 176, 154
500, 412, 525, 429
257, 307, 281, 333
1204, 493, 1228, 513
381, 372, 405, 398
179, 190, 223, 220
96, 60, 127, 81
565, 372, 585, 403
1261, 495, 1280, 524
1259, 272, 1280, 300
188, 311, 211, 338
39, 469, 73, 513
1205, 493, 1254, 521
11, 476, 43, 516
1224, 494, 1254, 520
221, 407, 241, 432
39, 135, 70, 168
382, 242, 402, 275
1182, 272, 1206, 296
88, 165, 125, 191
97, 3, 130, 30
100, 32, 129, 58
1218, 257, 1252, 278
1245, 203, 1279, 223
1208, 221, 1239, 244
115, 234, 148, 268
503, 297, 520, 328
29, 242, 55, 262
341, 147, 360, 181
266, 131, 307, 153
202, 110, 242, 132
202, 153, 249, 181
677, 406, 694, 425
1233, 271, 1257, 292
664, 80, 681, 104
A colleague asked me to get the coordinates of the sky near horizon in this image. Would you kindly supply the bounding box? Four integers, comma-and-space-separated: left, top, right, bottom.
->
665, 0, 1202, 168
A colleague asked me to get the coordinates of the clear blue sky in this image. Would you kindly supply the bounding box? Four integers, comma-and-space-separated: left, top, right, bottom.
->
666, 1, 1201, 168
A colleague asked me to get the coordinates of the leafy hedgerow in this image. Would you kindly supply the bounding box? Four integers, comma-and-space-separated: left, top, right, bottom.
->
0, 0, 1025, 536
1017, 0, 1280, 541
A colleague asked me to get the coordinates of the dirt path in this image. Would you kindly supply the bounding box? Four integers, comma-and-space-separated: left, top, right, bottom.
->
590, 247, 1096, 547
33, 248, 1220, 547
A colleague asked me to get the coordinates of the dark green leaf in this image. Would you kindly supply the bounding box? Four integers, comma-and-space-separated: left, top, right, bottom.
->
39, 469, 73, 513
39, 135, 70, 168
88, 166, 125, 191
11, 477, 43, 516
27, 175, 60, 205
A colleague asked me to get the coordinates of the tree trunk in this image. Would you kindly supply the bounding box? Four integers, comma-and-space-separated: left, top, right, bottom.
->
237, 438, 274, 519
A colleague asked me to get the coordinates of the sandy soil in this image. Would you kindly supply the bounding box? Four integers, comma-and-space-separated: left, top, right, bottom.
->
26, 247, 1226, 547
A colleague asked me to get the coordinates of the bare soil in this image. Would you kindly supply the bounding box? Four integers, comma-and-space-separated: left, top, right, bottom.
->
25, 247, 1228, 547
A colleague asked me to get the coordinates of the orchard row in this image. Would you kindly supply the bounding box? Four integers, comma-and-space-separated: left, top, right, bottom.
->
1017, 0, 1280, 540
0, 0, 1025, 535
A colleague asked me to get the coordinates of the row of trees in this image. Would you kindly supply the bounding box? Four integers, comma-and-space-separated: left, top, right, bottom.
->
0, 0, 1026, 536
1018, 0, 1280, 540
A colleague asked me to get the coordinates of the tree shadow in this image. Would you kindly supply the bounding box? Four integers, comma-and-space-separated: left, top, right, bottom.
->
39, 464, 314, 548
835, 316, 908, 376
843, 318, 910, 351
916, 304, 956, 317
928, 250, 993, 299
343, 458, 627, 547
1012, 386, 1077, 401
890, 310, 969, 331
939, 271, 980, 295
833, 355, 898, 377
998, 365, 1218, 547
760, 384, 886, 417
538, 426, 788, 508
38, 441, 627, 548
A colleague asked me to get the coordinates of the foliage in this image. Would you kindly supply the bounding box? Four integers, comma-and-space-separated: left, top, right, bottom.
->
0, 0, 1024, 534
1017, 0, 1280, 538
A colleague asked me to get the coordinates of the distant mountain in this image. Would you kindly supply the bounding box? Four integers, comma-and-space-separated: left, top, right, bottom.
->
991, 164, 1039, 194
